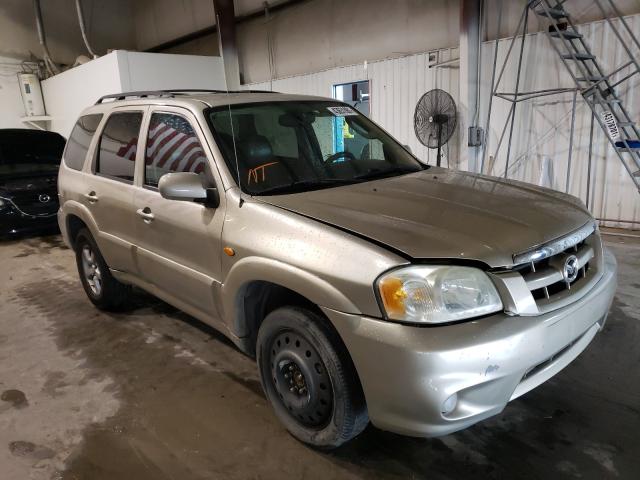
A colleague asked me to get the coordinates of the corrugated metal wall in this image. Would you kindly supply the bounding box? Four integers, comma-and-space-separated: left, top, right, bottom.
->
480, 13, 640, 228
245, 13, 640, 227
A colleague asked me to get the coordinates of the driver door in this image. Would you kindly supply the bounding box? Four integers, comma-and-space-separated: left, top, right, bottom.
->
132, 107, 225, 325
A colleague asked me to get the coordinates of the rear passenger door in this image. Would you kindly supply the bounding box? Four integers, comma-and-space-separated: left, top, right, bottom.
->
132, 107, 225, 324
59, 112, 103, 215
83, 106, 146, 272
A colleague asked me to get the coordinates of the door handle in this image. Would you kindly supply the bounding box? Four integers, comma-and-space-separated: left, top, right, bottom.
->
84, 191, 99, 203
136, 207, 155, 223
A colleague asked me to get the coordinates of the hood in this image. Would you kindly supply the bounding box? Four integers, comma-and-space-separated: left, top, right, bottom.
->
0, 174, 57, 195
257, 169, 593, 267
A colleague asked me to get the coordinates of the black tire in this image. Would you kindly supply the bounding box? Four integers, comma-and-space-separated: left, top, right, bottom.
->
257, 306, 368, 449
74, 228, 131, 311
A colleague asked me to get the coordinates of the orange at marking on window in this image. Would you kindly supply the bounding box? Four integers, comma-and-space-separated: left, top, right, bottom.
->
247, 161, 278, 184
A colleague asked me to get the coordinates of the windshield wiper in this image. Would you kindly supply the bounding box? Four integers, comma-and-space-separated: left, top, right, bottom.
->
253, 178, 358, 196
353, 166, 423, 181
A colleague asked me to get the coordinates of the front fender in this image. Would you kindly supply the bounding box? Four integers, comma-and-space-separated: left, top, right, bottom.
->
221, 256, 360, 337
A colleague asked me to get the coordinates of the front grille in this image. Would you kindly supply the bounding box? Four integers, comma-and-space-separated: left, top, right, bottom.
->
513, 228, 603, 313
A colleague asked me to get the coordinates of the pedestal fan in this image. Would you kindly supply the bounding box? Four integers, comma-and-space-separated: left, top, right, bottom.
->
413, 89, 457, 166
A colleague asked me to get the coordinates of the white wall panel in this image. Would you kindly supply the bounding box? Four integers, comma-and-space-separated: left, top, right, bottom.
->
42, 53, 123, 137
42, 51, 225, 137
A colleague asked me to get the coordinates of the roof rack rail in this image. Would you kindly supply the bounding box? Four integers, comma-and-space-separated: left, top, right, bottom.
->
95, 89, 277, 104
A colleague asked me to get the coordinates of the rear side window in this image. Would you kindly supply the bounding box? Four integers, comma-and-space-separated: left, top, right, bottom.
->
145, 113, 207, 187
96, 111, 143, 182
64, 114, 102, 171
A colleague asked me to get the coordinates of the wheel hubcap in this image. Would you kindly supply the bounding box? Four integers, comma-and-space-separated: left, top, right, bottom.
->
81, 245, 102, 296
269, 330, 333, 428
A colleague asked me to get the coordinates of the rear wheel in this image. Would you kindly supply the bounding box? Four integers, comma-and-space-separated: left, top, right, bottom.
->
74, 228, 131, 311
257, 306, 368, 449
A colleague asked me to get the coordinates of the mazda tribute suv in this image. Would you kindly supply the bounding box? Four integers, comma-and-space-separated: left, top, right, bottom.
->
57, 90, 617, 448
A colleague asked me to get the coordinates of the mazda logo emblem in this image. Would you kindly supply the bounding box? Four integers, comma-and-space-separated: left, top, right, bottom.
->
562, 254, 579, 283
38, 194, 51, 203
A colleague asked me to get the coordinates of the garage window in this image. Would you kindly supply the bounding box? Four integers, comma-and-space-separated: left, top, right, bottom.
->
333, 80, 369, 116
95, 111, 142, 182
144, 113, 207, 187
64, 114, 102, 171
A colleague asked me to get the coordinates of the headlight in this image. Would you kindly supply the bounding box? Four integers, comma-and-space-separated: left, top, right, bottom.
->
376, 265, 502, 324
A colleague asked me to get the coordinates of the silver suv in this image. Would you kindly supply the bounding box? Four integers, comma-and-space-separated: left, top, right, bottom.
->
57, 90, 617, 448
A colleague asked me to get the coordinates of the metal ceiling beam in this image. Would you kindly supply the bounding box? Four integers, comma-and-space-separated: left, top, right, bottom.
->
145, 0, 309, 53
213, 0, 240, 90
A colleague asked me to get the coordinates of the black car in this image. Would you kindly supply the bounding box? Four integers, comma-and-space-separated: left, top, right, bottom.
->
0, 129, 66, 238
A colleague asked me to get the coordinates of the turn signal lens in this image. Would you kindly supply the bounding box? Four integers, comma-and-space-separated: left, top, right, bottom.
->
379, 276, 407, 317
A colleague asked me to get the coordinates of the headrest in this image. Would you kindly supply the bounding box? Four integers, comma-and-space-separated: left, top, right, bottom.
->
236, 114, 257, 136
240, 135, 273, 168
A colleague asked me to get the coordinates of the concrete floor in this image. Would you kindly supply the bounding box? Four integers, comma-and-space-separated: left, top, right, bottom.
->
0, 233, 638, 480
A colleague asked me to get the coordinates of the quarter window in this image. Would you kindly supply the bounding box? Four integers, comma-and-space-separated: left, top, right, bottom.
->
64, 114, 102, 171
145, 113, 208, 187
96, 112, 142, 182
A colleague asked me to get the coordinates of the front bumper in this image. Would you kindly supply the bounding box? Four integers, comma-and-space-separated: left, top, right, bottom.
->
324, 248, 617, 437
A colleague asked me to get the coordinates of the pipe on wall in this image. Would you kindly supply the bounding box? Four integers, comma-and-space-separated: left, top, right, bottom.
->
32, 0, 60, 75
75, 0, 98, 59
459, 0, 482, 172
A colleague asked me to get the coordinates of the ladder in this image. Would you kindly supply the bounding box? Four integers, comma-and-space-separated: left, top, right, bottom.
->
530, 0, 640, 193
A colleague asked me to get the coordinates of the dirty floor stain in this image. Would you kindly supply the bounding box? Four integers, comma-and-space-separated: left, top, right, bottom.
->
1, 390, 28, 409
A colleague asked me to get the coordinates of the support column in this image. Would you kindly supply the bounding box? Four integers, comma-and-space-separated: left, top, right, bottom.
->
213, 0, 241, 90
459, 0, 482, 172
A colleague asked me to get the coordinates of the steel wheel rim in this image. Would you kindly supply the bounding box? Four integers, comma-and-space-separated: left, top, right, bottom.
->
81, 245, 102, 296
269, 329, 333, 428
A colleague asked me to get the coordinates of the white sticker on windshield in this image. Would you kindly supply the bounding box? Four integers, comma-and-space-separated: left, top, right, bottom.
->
327, 106, 358, 117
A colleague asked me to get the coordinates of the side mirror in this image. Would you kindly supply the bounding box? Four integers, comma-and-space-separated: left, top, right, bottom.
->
158, 172, 220, 208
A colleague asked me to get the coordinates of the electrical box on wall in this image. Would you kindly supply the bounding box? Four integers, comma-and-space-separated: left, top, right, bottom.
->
468, 126, 484, 147
18, 73, 46, 117
428, 51, 439, 67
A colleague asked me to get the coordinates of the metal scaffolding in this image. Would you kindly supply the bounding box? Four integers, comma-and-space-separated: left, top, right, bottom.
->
483, 0, 640, 204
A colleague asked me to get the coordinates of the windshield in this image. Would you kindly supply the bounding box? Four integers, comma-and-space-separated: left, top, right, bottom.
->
0, 130, 65, 178
207, 101, 426, 195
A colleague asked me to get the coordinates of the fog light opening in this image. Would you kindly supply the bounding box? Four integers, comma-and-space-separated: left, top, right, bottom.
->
441, 393, 458, 415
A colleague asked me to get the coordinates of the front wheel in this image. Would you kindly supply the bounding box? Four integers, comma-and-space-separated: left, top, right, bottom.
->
257, 306, 368, 449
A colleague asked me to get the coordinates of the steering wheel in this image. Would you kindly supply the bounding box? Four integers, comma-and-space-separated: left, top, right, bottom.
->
324, 150, 356, 164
